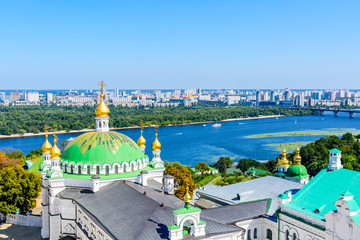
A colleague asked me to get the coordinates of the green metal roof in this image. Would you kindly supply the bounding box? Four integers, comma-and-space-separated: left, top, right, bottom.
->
286, 164, 309, 179
329, 148, 342, 153
246, 167, 269, 175
274, 171, 286, 177
60, 131, 147, 166
28, 156, 43, 174
284, 168, 360, 222
173, 206, 201, 215
278, 193, 290, 199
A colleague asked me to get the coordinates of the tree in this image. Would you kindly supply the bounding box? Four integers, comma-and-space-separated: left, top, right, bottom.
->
26, 148, 43, 160
215, 157, 234, 173
164, 162, 195, 199
195, 162, 210, 173
0, 152, 20, 169
0, 166, 41, 214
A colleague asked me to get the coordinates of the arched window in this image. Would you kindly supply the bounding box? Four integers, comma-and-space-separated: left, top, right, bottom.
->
266, 229, 272, 240
131, 163, 135, 172
64, 164, 67, 173
293, 233, 297, 240
105, 165, 109, 175
99, 121, 102, 128
286, 230, 290, 240
96, 166, 100, 175
115, 165, 118, 174
254, 228, 257, 239
70, 165, 74, 174
247, 229, 251, 240
78, 165, 81, 174
124, 164, 127, 173
87, 166, 90, 175
138, 162, 141, 170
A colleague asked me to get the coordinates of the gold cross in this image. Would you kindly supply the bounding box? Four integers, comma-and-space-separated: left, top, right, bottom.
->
53, 128, 58, 141
44, 125, 50, 133
140, 121, 144, 129
99, 80, 106, 95
155, 123, 158, 133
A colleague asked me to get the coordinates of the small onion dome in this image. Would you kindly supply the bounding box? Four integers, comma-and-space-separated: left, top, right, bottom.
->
42, 134, 52, 154
95, 94, 110, 117
152, 132, 161, 152
183, 190, 192, 203
137, 130, 146, 148
50, 139, 61, 159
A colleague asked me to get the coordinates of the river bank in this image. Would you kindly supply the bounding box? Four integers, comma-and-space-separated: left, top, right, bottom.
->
0, 115, 284, 139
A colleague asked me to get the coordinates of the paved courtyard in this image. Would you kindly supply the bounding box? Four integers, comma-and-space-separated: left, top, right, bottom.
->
0, 223, 41, 240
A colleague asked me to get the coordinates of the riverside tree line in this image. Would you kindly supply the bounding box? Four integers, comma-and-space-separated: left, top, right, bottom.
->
0, 105, 313, 135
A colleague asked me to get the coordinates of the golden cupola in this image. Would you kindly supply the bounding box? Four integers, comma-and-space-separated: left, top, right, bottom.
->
152, 127, 161, 152
280, 148, 290, 167
293, 147, 302, 165
42, 134, 52, 154
137, 124, 146, 148
95, 81, 110, 117
50, 138, 61, 159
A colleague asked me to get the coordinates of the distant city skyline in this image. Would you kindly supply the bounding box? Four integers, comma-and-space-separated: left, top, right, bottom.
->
1, 1, 359, 89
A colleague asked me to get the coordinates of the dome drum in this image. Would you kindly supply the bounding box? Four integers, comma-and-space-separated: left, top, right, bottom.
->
61, 157, 149, 175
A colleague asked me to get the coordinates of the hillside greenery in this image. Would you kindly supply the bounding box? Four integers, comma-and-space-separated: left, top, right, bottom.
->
0, 105, 313, 135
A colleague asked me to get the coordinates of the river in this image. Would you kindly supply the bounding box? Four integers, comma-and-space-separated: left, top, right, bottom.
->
0, 112, 359, 166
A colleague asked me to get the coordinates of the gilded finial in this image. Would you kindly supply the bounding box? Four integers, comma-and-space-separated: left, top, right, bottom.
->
50, 129, 61, 159
137, 122, 146, 148
42, 125, 52, 153
95, 81, 110, 117
99, 80, 106, 96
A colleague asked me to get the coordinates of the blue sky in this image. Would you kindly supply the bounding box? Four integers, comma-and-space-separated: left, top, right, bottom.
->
0, 1, 359, 90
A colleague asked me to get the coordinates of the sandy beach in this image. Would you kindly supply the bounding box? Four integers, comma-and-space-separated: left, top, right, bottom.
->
0, 115, 284, 139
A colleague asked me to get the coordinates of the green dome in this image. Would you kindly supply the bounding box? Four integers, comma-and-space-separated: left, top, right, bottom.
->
286, 164, 309, 179
60, 131, 147, 166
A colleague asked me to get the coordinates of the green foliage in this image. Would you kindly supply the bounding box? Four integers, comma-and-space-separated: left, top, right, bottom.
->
164, 161, 195, 199
237, 158, 267, 172
214, 157, 234, 173
193, 173, 221, 188
0, 165, 41, 214
26, 148, 43, 160
195, 162, 210, 173
0, 105, 312, 135
5, 150, 26, 164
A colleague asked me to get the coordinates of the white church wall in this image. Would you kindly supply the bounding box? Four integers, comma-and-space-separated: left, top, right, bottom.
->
5, 213, 42, 227
59, 198, 76, 220
278, 210, 326, 240
324, 199, 360, 240
236, 217, 278, 240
